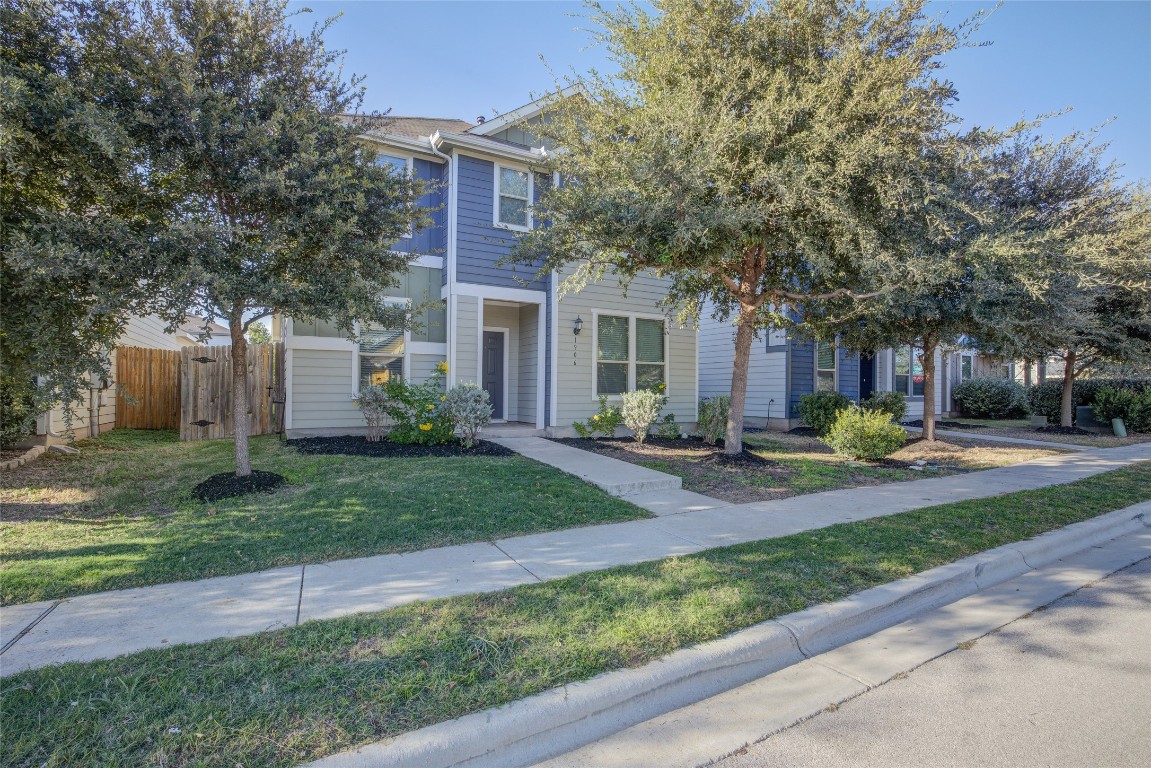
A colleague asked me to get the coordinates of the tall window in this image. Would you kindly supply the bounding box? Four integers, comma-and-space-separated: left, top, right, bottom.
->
895, 346, 925, 396
596, 314, 667, 395
815, 341, 837, 392
960, 353, 974, 381
496, 166, 531, 230
358, 326, 404, 388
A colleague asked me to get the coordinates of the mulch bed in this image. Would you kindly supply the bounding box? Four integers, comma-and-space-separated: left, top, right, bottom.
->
1035, 425, 1096, 436
192, 470, 287, 502
901, 420, 987, 429
288, 435, 515, 458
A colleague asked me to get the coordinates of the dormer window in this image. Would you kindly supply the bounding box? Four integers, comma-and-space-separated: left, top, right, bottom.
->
495, 165, 531, 231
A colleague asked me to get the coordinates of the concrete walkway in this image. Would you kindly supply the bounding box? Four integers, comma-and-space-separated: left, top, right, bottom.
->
1, 442, 1148, 676
902, 426, 1091, 451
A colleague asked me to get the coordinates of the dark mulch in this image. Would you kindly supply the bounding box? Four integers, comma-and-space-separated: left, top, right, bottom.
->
787, 427, 820, 437
901, 420, 987, 430
1035, 425, 1095, 436
192, 470, 287, 502
288, 435, 516, 458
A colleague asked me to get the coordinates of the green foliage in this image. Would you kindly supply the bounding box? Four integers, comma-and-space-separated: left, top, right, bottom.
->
655, 413, 681, 440
381, 368, 452, 445
572, 396, 623, 439
510, 0, 974, 452
861, 391, 907, 423
352, 385, 390, 443
952, 377, 1029, 419
1028, 378, 1151, 424
443, 385, 493, 448
620, 390, 665, 444
697, 395, 731, 445
1091, 386, 1151, 433
822, 406, 907, 460
245, 324, 272, 344
797, 391, 852, 436
0, 375, 38, 448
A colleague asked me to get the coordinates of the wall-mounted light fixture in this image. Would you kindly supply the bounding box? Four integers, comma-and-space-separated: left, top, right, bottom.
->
573, 316, 584, 335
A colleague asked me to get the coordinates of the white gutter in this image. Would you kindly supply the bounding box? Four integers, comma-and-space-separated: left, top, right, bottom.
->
428, 132, 457, 387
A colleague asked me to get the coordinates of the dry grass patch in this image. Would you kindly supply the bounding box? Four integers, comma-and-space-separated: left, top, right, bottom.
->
889, 438, 1063, 469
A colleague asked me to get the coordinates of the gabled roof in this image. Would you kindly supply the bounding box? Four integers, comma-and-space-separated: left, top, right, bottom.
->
380, 116, 475, 139
465, 84, 585, 137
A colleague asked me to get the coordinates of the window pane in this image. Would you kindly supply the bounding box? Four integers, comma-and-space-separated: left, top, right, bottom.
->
498, 196, 528, 227
360, 355, 403, 389
636, 319, 665, 363
360, 327, 404, 356
816, 370, 836, 392
597, 362, 628, 395
293, 317, 344, 338
896, 374, 909, 394
500, 167, 529, 198
597, 315, 629, 362
961, 356, 973, 380
911, 348, 924, 395
816, 341, 836, 371
377, 154, 408, 175
894, 347, 910, 376
636, 363, 665, 391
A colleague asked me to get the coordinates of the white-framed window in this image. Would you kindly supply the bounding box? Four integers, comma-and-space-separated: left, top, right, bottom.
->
355, 300, 407, 392
894, 346, 925, 397
377, 153, 415, 238
815, 341, 837, 392
595, 313, 667, 396
494, 164, 532, 231
960, 353, 974, 382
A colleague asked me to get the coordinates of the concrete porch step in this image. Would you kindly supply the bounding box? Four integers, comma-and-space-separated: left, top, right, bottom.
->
483, 423, 547, 438
488, 437, 682, 496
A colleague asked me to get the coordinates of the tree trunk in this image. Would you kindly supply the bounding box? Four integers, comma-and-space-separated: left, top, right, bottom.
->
230, 309, 252, 477
921, 341, 937, 442
1060, 350, 1076, 428
1037, 360, 1047, 383
724, 303, 757, 455
1023, 359, 1033, 388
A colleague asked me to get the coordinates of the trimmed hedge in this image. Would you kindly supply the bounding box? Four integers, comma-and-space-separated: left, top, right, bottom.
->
1091, 386, 1151, 433
822, 406, 906, 460
797, 391, 852, 435
952, 376, 1028, 419
1029, 378, 1151, 424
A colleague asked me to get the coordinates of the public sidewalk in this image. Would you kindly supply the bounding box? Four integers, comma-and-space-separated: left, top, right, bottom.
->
2, 441, 1148, 676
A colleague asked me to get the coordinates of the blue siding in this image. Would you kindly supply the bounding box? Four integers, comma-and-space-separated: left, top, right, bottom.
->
455, 154, 548, 290
838, 348, 860, 401
392, 158, 446, 257
789, 341, 814, 417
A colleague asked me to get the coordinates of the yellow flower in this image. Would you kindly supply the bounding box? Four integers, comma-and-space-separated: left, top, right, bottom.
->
419, 423, 433, 431
440, 395, 446, 402
435, 361, 449, 373
426, 403, 435, 410
592, 414, 600, 421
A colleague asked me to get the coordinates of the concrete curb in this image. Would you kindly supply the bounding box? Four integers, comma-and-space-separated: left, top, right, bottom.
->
308, 501, 1151, 768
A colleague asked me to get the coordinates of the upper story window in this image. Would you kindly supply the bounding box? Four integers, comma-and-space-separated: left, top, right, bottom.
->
596, 314, 667, 396
495, 165, 531, 231
815, 341, 837, 392
894, 346, 925, 397
377, 153, 412, 176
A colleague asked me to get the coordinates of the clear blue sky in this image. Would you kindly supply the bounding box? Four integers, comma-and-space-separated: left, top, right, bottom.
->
288, 1, 1151, 183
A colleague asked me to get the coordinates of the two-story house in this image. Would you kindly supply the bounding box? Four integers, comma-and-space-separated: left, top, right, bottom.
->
276, 90, 698, 438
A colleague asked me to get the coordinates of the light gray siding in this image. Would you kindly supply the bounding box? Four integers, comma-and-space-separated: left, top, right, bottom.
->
290, 348, 362, 431
454, 295, 479, 386
697, 311, 787, 422
518, 303, 539, 424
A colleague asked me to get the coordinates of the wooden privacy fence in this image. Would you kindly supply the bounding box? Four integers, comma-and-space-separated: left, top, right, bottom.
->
114, 343, 283, 440
116, 347, 181, 429
180, 342, 284, 441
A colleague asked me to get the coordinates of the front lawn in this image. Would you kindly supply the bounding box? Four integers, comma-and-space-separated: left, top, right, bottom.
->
552, 431, 1063, 503
4, 462, 1147, 768
0, 430, 646, 605
939, 418, 1151, 447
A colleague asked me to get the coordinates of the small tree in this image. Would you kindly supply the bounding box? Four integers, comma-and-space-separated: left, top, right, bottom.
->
137, 0, 431, 476
512, 0, 975, 453
245, 323, 272, 345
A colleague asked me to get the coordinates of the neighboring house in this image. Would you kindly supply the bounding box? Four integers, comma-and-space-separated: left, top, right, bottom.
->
699, 314, 1013, 427
177, 314, 231, 346
34, 314, 203, 443
276, 89, 698, 438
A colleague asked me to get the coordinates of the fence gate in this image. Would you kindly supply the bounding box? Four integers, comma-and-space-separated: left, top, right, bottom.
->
115, 347, 181, 429
179, 342, 283, 441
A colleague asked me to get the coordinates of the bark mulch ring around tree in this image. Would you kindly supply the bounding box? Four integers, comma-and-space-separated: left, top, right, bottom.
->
549, 436, 940, 504
192, 470, 287, 502
288, 435, 516, 458
901, 420, 988, 429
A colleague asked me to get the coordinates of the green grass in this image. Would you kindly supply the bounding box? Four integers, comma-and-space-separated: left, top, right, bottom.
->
4, 462, 1147, 768
0, 430, 646, 605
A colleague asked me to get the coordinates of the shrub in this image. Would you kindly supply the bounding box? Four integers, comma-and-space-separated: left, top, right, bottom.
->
861, 391, 907, 423
572, 396, 623, 438
620, 390, 664, 444
697, 395, 730, 445
655, 413, 681, 439
0, 375, 38, 448
353, 385, 390, 442
952, 376, 1028, 419
1030, 378, 1151, 424
822, 406, 907, 460
797, 391, 852, 435
443, 384, 493, 448
379, 367, 453, 445
1091, 386, 1151, 433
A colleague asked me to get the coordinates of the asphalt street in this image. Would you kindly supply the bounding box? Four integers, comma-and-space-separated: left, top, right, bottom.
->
715, 557, 1151, 768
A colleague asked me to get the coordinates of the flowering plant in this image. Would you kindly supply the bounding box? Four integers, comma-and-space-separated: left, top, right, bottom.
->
572, 395, 622, 438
